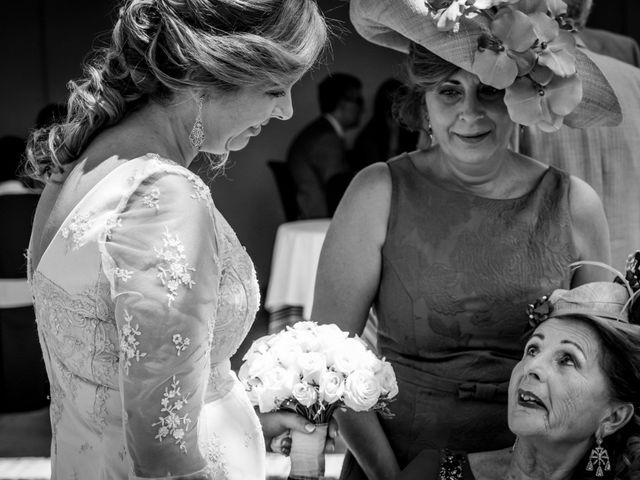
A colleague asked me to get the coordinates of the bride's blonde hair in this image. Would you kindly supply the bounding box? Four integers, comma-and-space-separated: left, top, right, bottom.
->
26, 0, 328, 180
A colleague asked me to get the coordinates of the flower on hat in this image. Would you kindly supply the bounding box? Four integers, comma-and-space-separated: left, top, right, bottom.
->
472, 9, 537, 88
505, 71, 582, 131
526, 294, 553, 328
625, 251, 640, 292
425, 0, 582, 131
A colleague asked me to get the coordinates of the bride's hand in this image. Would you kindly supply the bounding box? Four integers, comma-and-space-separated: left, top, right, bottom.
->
257, 410, 339, 455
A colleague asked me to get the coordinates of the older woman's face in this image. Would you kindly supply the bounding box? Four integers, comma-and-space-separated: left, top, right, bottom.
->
508, 318, 613, 444
425, 70, 513, 167
200, 83, 294, 154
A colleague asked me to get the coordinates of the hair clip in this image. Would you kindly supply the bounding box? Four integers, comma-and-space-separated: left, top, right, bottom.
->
526, 295, 553, 329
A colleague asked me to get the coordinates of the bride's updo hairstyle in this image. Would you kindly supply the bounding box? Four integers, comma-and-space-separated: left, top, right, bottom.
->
26, 0, 328, 180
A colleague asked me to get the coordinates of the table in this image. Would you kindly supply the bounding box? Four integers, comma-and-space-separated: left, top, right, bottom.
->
265, 219, 330, 331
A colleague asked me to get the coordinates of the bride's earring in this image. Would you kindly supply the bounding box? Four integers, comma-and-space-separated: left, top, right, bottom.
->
189, 96, 205, 150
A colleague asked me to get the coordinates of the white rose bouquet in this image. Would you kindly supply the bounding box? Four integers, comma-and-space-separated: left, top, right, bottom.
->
239, 321, 398, 479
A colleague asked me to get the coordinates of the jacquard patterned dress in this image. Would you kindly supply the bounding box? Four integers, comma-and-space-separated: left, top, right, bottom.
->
29, 155, 264, 479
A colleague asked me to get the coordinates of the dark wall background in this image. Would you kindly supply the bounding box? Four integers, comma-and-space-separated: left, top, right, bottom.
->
0, 0, 404, 294
1, 0, 638, 295
588, 0, 640, 45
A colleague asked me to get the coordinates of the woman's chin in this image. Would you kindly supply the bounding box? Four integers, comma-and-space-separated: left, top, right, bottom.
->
225, 135, 252, 152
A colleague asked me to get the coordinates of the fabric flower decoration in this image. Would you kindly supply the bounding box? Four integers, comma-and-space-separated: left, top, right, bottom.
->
504, 71, 582, 131
526, 295, 553, 328
529, 12, 576, 77
625, 251, 640, 292
472, 8, 537, 89
428, 0, 468, 32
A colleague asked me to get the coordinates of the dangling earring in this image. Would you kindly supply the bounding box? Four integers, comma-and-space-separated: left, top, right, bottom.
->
586, 436, 611, 477
189, 96, 205, 150
420, 110, 433, 149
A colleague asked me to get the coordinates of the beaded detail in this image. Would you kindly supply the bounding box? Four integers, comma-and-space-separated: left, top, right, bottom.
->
142, 187, 160, 210
439, 449, 466, 480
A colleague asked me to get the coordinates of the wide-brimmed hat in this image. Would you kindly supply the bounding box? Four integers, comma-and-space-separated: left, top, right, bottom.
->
349, 0, 622, 132
526, 253, 640, 334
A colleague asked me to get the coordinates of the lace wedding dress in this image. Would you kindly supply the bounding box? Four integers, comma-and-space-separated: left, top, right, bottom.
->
29, 154, 265, 479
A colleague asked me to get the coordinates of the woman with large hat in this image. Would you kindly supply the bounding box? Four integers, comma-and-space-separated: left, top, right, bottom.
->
399, 254, 640, 478
311, 0, 622, 478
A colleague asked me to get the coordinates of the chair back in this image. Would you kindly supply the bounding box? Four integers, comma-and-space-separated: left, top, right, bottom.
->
267, 160, 299, 222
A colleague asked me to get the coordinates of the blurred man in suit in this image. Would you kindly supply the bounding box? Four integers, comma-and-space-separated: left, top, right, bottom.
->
566, 0, 640, 66
287, 73, 363, 219
520, 0, 640, 270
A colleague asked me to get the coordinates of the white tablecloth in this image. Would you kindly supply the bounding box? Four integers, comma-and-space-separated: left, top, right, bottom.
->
265, 219, 331, 320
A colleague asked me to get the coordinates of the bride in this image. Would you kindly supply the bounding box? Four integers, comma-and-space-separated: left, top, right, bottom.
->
25, 0, 327, 478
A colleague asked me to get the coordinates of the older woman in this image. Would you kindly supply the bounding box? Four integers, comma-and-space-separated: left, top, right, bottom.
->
25, 0, 327, 478
399, 256, 640, 479
311, 0, 621, 478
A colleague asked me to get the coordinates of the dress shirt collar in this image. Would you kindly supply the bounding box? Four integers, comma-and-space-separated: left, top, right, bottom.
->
0, 180, 32, 195
324, 114, 345, 138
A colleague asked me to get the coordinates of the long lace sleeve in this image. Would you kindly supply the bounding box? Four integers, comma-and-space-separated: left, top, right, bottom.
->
102, 170, 218, 479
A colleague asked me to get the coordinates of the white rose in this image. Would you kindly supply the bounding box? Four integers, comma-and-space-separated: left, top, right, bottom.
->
291, 328, 321, 352
256, 366, 297, 413
291, 321, 318, 332
358, 350, 383, 373
297, 351, 327, 385
242, 334, 276, 363
292, 382, 318, 407
374, 361, 399, 399
343, 369, 382, 412
247, 351, 279, 381
330, 337, 368, 374
319, 371, 345, 404
269, 334, 304, 371
316, 323, 349, 351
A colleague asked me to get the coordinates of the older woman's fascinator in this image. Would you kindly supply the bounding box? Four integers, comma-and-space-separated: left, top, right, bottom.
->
349, 0, 622, 132
526, 252, 640, 334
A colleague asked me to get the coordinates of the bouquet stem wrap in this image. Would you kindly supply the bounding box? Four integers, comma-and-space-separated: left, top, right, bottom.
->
288, 423, 327, 479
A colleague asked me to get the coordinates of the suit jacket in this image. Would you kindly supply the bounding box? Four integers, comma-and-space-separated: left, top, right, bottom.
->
520, 49, 640, 271
580, 28, 640, 67
286, 116, 351, 219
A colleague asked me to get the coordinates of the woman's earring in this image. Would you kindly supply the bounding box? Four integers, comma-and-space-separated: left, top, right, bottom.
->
420, 110, 433, 149
586, 436, 611, 477
189, 96, 205, 150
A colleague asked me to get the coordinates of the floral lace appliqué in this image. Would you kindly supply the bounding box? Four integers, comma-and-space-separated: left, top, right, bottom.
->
105, 214, 122, 240
114, 268, 133, 282
188, 175, 211, 203
142, 187, 160, 210
152, 376, 192, 454
61, 211, 94, 251
120, 310, 146, 375
172, 333, 191, 356
155, 228, 196, 307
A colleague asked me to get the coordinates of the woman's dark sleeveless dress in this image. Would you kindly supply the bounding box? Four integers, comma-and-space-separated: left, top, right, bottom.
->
340, 155, 577, 478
